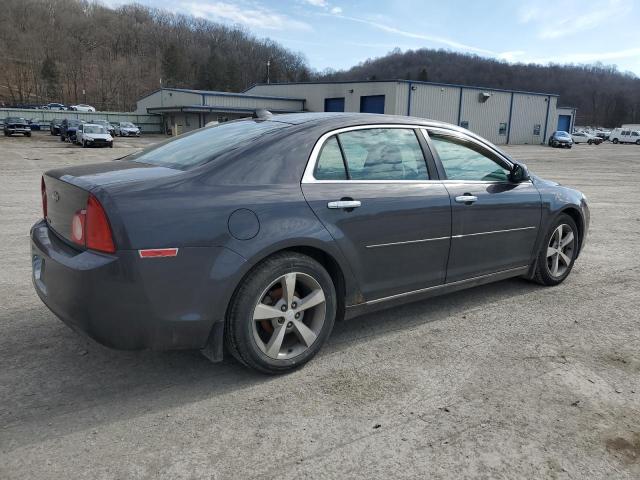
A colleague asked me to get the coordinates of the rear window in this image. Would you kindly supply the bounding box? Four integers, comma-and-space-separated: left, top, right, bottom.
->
129, 120, 288, 170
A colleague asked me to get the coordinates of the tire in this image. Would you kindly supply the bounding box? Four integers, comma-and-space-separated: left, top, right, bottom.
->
533, 214, 579, 286
26, 132, 31, 137
552, 140, 559, 147
82, 140, 86, 148
568, 145, 572, 149
224, 252, 337, 374
108, 142, 113, 148
60, 134, 65, 142
613, 138, 619, 144
636, 140, 640, 145
588, 139, 592, 145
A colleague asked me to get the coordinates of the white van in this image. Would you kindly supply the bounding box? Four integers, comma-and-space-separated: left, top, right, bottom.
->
610, 128, 640, 144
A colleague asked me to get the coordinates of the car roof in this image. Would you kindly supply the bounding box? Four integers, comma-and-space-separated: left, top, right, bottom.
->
269, 112, 454, 129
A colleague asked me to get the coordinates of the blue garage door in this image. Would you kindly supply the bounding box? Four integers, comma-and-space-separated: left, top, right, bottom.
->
557, 115, 571, 132
324, 97, 345, 112
360, 95, 385, 114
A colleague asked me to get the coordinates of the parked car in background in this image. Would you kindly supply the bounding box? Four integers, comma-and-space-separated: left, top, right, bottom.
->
90, 119, 115, 136
76, 123, 113, 148
114, 121, 141, 137
609, 128, 640, 144
27, 119, 42, 131
69, 104, 96, 112
50, 118, 62, 136
32, 113, 590, 373
548, 131, 573, 148
594, 130, 610, 141
3, 117, 31, 137
43, 103, 67, 110
59, 118, 84, 142
571, 131, 602, 145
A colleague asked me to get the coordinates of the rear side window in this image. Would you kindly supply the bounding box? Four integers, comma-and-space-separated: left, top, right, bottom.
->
338, 128, 428, 180
315, 136, 347, 180
129, 120, 288, 170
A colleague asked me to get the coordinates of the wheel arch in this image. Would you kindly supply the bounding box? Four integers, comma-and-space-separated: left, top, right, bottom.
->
558, 206, 584, 257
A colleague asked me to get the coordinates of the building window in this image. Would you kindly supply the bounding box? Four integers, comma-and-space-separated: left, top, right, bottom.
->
460, 121, 469, 129
533, 124, 541, 136
499, 123, 507, 135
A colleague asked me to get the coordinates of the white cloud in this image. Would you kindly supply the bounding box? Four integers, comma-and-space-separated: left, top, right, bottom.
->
330, 6, 342, 14
303, 0, 328, 6
518, 0, 632, 39
180, 1, 312, 31
333, 14, 497, 55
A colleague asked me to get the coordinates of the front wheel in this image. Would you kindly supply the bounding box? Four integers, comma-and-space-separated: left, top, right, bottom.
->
636, 140, 640, 145
613, 138, 619, 144
533, 214, 579, 286
224, 252, 337, 374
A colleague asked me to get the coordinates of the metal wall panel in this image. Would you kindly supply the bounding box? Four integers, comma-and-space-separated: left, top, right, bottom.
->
408, 84, 460, 124
509, 94, 550, 145
136, 90, 201, 114
246, 82, 400, 113
203, 94, 302, 111
460, 89, 511, 144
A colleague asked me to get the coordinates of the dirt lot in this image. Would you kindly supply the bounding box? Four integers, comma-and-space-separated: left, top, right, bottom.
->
1, 132, 639, 479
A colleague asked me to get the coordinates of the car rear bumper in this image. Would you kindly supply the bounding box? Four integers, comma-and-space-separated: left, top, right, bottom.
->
30, 219, 245, 351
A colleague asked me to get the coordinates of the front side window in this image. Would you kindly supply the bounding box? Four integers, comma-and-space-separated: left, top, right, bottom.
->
338, 128, 428, 180
428, 133, 510, 182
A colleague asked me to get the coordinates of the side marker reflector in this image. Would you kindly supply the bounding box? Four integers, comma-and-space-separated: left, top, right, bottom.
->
138, 248, 179, 258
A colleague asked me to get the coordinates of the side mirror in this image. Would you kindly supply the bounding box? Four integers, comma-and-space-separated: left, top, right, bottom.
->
510, 163, 530, 183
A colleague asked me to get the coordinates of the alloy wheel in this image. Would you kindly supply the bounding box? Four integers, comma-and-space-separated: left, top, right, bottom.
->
251, 272, 326, 360
546, 224, 575, 278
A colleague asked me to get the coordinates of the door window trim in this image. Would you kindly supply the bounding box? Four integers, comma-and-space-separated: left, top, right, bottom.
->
302, 124, 438, 184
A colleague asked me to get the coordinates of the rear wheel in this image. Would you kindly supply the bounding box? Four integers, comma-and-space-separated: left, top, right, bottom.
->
224, 252, 336, 374
533, 214, 578, 286
636, 140, 640, 145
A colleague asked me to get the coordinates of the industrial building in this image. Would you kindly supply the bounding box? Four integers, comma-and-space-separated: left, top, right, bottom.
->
135, 81, 575, 144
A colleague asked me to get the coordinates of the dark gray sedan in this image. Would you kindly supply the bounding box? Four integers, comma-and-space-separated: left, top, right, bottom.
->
31, 113, 589, 373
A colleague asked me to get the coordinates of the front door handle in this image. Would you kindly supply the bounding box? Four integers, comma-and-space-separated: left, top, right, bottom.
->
327, 200, 361, 210
455, 194, 478, 204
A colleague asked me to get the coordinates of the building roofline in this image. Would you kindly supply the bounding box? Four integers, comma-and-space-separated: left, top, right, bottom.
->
243, 79, 560, 98
137, 87, 305, 103
146, 105, 303, 114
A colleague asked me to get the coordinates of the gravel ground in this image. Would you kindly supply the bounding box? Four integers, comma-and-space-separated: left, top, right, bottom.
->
0, 132, 639, 479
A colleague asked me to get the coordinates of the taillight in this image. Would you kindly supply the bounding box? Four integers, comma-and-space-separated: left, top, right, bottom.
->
85, 195, 115, 253
70, 194, 115, 253
41, 177, 47, 218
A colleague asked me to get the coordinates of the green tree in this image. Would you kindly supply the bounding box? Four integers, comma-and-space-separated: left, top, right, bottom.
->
40, 57, 59, 101
418, 68, 428, 81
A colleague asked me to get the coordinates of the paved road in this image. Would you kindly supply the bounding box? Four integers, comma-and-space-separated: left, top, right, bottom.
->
1, 133, 639, 479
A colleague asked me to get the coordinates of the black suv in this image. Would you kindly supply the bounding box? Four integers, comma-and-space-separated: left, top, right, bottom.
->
59, 118, 83, 142
4, 117, 31, 137
50, 118, 62, 136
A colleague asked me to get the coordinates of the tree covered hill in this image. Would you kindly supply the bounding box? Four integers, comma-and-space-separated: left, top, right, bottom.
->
0, 0, 311, 111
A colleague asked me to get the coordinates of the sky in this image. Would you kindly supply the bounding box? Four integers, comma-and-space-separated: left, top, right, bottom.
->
103, 0, 640, 75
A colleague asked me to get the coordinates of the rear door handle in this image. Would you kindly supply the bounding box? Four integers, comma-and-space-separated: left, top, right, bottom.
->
327, 200, 361, 209
455, 194, 478, 204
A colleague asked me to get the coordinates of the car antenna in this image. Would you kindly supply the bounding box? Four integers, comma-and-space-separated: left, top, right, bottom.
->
252, 109, 273, 119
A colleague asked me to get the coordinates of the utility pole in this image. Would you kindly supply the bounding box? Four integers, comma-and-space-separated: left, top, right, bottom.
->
266, 60, 271, 84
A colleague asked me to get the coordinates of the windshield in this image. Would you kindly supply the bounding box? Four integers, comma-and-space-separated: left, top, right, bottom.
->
121, 122, 135, 128
129, 120, 288, 170
557, 131, 570, 138
67, 120, 81, 127
85, 125, 106, 134
6, 117, 26, 123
